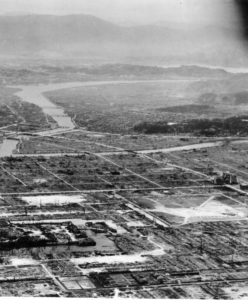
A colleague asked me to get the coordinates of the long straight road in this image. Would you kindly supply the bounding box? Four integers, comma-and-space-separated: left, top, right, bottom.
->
12, 140, 227, 158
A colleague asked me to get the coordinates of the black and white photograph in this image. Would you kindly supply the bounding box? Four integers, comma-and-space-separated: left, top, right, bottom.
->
0, 0, 248, 298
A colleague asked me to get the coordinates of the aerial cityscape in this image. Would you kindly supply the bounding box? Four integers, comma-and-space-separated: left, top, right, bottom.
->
1, 0, 248, 299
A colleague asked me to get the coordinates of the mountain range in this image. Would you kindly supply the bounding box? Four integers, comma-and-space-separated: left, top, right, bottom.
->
0, 14, 247, 66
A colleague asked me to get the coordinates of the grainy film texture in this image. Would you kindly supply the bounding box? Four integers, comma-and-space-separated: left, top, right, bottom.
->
0, 0, 247, 298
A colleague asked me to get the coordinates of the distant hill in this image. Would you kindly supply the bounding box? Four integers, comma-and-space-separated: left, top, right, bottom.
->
0, 14, 247, 65
75, 64, 229, 77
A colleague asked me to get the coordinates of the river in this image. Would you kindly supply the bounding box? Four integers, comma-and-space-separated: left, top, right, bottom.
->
14, 82, 84, 130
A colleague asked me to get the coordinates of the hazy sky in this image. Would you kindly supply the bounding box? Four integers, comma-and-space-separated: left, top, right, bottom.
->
0, 0, 238, 26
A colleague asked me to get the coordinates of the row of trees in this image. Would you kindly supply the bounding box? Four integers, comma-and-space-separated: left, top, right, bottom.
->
133, 115, 248, 136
